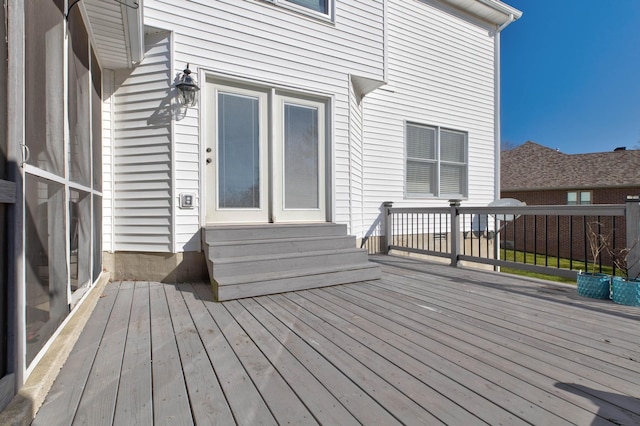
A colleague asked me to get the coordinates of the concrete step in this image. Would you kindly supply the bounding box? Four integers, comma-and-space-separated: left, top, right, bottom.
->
210, 248, 368, 279
208, 234, 356, 258
213, 262, 382, 301
203, 223, 348, 243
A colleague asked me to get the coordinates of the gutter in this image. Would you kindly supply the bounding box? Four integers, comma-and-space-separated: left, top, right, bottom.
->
122, 0, 144, 66
493, 12, 517, 201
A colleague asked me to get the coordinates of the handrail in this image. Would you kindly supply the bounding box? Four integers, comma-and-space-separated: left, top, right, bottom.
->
382, 200, 637, 280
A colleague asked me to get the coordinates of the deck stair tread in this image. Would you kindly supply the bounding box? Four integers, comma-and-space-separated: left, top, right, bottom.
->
208, 235, 355, 257
202, 223, 380, 301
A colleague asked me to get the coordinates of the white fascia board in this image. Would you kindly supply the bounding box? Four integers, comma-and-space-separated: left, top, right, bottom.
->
440, 0, 523, 26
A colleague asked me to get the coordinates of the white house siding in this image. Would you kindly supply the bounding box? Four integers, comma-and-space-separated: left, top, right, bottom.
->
362, 0, 497, 234
110, 31, 174, 253
141, 0, 385, 251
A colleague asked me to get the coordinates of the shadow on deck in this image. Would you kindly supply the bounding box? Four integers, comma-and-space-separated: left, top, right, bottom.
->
32, 255, 640, 425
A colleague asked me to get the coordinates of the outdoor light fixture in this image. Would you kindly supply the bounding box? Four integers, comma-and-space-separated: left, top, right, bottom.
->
175, 64, 200, 107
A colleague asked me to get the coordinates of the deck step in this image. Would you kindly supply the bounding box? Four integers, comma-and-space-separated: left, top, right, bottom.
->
202, 223, 380, 301
209, 235, 355, 258
214, 262, 382, 301
211, 248, 368, 278
203, 223, 348, 243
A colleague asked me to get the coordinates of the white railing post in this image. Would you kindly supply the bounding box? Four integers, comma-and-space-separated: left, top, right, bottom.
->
382, 201, 393, 254
626, 195, 640, 279
449, 199, 461, 267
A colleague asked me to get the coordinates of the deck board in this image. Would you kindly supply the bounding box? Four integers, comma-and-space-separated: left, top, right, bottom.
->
185, 282, 277, 426
73, 281, 134, 426
164, 283, 234, 425
32, 282, 119, 426
149, 282, 193, 425
33, 255, 640, 426
113, 282, 153, 425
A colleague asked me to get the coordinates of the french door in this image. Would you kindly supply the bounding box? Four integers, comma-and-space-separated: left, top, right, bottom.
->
205, 82, 326, 223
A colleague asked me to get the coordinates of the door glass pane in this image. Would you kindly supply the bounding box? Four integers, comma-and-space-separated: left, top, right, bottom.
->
25, 0, 65, 176
25, 174, 68, 365
218, 93, 260, 208
284, 104, 319, 209
68, 7, 91, 186
70, 189, 91, 292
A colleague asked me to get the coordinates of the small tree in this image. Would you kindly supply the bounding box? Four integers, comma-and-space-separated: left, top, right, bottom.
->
609, 239, 640, 280
585, 221, 611, 275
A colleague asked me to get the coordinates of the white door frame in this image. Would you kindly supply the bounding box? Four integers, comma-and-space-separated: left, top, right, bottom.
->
203, 78, 330, 224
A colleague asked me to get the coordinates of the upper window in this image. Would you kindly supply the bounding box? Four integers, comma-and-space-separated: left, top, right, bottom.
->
270, 0, 332, 18
405, 123, 468, 198
567, 191, 591, 205
286, 0, 328, 14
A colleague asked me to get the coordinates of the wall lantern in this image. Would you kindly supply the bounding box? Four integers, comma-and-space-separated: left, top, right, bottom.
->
175, 64, 200, 107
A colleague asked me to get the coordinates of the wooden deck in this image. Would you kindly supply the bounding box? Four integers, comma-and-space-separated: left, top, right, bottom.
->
33, 255, 640, 425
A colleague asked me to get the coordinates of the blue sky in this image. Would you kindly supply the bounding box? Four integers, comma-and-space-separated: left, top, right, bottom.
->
500, 0, 640, 154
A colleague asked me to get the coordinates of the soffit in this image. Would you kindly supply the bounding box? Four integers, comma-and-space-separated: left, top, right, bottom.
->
83, 0, 144, 69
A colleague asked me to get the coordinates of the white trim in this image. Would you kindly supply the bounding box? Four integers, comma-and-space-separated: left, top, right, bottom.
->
7, 0, 26, 391
170, 33, 177, 254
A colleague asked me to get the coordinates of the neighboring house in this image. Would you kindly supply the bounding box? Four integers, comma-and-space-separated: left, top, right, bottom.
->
1, 0, 520, 409
501, 141, 640, 205
501, 141, 640, 263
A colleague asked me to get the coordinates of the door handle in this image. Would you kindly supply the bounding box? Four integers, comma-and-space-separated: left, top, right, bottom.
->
206, 158, 212, 164
206, 147, 212, 153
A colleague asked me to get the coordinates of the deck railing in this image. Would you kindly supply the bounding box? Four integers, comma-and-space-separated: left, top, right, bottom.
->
382, 197, 640, 280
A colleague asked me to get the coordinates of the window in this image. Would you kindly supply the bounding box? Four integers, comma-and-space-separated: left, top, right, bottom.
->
567, 191, 591, 205
269, 0, 332, 18
405, 123, 468, 198
285, 0, 328, 14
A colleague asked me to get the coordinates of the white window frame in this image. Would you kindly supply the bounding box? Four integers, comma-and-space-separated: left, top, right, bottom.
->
268, 0, 335, 21
404, 122, 468, 199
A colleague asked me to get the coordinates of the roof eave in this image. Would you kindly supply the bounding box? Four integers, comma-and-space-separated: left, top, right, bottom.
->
439, 0, 523, 27
83, 0, 144, 69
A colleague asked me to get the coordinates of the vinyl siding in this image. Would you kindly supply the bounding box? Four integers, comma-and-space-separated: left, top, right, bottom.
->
110, 32, 173, 252
362, 0, 497, 234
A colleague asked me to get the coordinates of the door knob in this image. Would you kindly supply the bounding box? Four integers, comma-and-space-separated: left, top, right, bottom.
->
206, 147, 212, 153
206, 158, 212, 164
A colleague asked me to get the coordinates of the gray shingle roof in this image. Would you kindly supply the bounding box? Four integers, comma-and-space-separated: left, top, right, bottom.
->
501, 141, 640, 191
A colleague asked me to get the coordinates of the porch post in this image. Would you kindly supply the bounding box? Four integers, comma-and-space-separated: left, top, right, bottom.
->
449, 199, 461, 267
625, 195, 640, 279
382, 201, 393, 254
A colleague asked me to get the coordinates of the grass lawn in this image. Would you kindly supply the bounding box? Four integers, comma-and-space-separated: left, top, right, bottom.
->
499, 250, 616, 284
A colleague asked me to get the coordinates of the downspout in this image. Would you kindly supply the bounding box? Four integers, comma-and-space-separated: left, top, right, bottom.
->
493, 13, 515, 201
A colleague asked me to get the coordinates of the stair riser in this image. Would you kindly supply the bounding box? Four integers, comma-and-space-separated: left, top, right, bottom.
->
212, 251, 368, 278
209, 237, 356, 258
215, 266, 382, 301
205, 224, 348, 243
